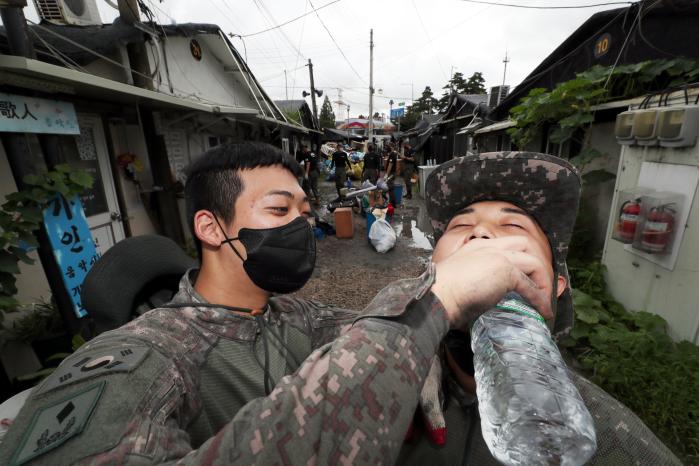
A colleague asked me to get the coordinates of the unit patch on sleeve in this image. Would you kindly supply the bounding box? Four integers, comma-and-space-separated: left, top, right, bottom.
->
10, 381, 105, 466
35, 345, 150, 395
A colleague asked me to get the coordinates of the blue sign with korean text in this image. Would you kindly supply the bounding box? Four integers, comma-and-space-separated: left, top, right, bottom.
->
43, 195, 100, 318
0, 93, 79, 135
390, 107, 405, 119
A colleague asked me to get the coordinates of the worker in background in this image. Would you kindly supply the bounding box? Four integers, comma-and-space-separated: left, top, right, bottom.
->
401, 143, 417, 200
385, 143, 399, 206
307, 145, 321, 204
363, 143, 381, 185
331, 144, 351, 197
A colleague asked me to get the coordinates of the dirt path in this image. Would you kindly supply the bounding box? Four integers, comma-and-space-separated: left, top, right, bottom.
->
292, 179, 433, 310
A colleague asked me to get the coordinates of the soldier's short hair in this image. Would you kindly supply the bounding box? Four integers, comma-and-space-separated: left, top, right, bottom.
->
185, 142, 302, 257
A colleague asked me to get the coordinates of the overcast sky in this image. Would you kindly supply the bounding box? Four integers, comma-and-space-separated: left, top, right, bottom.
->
22, 0, 629, 117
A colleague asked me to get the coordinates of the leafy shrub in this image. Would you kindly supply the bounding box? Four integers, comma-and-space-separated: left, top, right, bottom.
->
565, 261, 699, 464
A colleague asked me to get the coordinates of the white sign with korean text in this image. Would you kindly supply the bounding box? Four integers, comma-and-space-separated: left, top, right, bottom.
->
0, 93, 79, 135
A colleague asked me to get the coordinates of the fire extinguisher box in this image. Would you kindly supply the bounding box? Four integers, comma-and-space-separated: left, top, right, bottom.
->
611, 188, 654, 244
631, 192, 684, 254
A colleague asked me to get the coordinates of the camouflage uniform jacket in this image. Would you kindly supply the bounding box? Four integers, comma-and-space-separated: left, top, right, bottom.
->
0, 266, 448, 466
397, 366, 682, 465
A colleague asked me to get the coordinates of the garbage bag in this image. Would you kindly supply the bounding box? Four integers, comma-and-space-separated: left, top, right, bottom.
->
376, 177, 388, 191
369, 218, 397, 253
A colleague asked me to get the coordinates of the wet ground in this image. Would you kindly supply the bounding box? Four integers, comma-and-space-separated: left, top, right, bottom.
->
292, 178, 434, 310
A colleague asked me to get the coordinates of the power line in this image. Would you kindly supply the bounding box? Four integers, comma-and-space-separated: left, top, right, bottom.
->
307, 0, 367, 84
458, 0, 635, 9
411, 0, 448, 80
242, 0, 342, 37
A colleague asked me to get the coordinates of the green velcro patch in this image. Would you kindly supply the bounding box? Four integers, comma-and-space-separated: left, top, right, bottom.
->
35, 345, 150, 396
10, 380, 105, 466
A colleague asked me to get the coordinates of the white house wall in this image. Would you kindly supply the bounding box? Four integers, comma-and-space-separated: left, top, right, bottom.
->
148, 35, 260, 111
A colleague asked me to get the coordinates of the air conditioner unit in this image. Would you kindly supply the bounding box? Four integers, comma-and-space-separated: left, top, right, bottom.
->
33, 0, 102, 26
488, 85, 510, 108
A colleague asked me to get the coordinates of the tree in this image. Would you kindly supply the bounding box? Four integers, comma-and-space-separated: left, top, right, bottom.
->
319, 95, 336, 129
437, 71, 487, 111
464, 72, 486, 94
397, 86, 438, 130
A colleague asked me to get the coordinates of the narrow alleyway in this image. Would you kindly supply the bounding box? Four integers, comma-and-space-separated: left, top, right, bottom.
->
292, 179, 433, 310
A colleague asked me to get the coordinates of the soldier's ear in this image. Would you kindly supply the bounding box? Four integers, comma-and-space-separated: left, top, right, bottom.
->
556, 274, 567, 298
194, 210, 226, 249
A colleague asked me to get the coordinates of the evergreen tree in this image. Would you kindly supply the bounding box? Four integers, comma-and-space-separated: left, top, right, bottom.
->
319, 95, 336, 129
437, 71, 487, 111
464, 72, 486, 94
397, 86, 438, 130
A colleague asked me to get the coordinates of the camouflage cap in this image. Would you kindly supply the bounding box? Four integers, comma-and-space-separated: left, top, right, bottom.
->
425, 151, 581, 339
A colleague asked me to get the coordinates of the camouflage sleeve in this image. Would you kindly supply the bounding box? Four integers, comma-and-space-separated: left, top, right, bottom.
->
163, 265, 448, 466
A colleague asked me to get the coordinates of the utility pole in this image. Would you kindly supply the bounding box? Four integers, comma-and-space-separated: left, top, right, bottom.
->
368, 29, 374, 140
502, 51, 510, 87
498, 51, 510, 106
284, 69, 289, 100
346, 105, 351, 142
307, 59, 319, 125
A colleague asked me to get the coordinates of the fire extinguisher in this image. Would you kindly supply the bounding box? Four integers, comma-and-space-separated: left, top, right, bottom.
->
617, 199, 641, 243
641, 204, 675, 253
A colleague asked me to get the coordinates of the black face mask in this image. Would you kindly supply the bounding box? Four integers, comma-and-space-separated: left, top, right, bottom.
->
216, 216, 316, 294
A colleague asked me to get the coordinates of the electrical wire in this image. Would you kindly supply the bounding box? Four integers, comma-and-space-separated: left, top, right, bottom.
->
636, 0, 675, 56
241, 0, 342, 37
25, 19, 226, 107
457, 0, 636, 9
500, 6, 630, 101
307, 0, 367, 84
603, 1, 645, 88
248, 0, 294, 71
28, 27, 87, 73
290, 0, 309, 94
411, 0, 448, 80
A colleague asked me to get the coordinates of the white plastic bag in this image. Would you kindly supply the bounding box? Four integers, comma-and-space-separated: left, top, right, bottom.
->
376, 177, 389, 191
369, 218, 397, 253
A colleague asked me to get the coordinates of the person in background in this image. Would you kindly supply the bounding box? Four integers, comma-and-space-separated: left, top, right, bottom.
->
385, 143, 398, 206
401, 143, 417, 199
295, 144, 309, 192
307, 145, 321, 204
331, 143, 351, 197
362, 143, 381, 185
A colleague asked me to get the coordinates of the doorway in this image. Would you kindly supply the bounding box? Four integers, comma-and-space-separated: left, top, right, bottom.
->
60, 115, 125, 255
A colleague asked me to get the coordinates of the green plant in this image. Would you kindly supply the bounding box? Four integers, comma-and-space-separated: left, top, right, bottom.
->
564, 261, 699, 464
3, 298, 64, 343
508, 58, 699, 169
0, 164, 93, 320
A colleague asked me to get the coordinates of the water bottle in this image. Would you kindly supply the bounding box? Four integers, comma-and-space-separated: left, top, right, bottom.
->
471, 293, 597, 466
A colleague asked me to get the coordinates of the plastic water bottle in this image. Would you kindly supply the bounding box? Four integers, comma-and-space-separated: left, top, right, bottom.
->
471, 293, 597, 466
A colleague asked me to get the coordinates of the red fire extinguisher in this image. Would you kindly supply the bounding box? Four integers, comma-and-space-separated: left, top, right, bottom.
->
641, 204, 675, 253
617, 199, 641, 242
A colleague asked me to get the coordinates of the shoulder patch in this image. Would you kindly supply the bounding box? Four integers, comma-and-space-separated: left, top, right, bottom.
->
35, 345, 150, 396
10, 381, 105, 466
